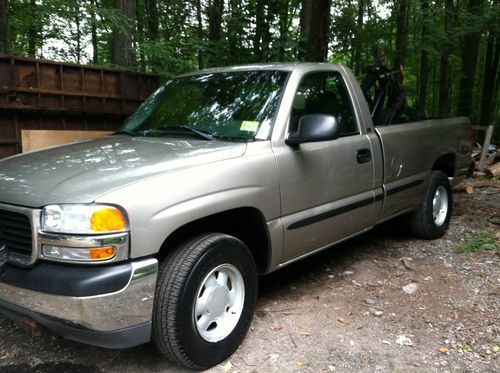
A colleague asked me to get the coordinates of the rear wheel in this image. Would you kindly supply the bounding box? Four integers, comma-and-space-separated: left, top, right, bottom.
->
152, 233, 258, 370
410, 171, 452, 239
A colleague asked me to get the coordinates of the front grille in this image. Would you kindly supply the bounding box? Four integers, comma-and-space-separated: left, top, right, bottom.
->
0, 209, 33, 256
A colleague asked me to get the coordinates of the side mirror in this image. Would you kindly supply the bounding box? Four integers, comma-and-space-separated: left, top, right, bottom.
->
285, 114, 340, 145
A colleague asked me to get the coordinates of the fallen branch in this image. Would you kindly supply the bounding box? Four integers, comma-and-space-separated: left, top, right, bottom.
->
309, 276, 335, 290
286, 325, 297, 348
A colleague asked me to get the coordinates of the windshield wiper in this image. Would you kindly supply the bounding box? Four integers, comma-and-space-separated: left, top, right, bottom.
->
160, 126, 215, 141
113, 129, 138, 136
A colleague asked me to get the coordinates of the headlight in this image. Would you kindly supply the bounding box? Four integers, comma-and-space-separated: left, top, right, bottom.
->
41, 204, 128, 234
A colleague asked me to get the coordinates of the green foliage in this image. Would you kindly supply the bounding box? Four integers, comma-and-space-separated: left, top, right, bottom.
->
455, 229, 499, 253
1, 0, 498, 139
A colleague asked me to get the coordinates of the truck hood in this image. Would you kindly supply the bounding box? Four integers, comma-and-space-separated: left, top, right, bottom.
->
0, 135, 247, 207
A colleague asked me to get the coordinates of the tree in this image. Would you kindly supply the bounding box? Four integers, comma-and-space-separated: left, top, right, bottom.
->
277, 0, 290, 60
89, 0, 99, 64
353, 0, 364, 75
0, 0, 9, 54
0, 0, 497, 142
207, 0, 223, 67
479, 0, 499, 126
146, 0, 159, 40
458, 0, 484, 117
438, 0, 454, 117
136, 0, 146, 71
418, 0, 430, 113
254, 0, 268, 61
393, 0, 410, 74
298, 0, 312, 60
73, 2, 82, 63
112, 0, 135, 67
298, 0, 331, 62
227, 0, 242, 64
27, 0, 38, 57
195, 0, 204, 69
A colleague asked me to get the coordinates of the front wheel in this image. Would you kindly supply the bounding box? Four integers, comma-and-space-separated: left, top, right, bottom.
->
152, 233, 258, 370
410, 171, 452, 239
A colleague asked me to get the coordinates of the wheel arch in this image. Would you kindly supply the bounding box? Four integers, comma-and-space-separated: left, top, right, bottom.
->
432, 153, 456, 178
157, 207, 272, 274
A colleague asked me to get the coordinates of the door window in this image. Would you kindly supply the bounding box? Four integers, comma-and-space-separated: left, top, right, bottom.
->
291, 72, 359, 137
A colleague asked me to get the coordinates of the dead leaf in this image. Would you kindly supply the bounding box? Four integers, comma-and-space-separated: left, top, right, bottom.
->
222, 361, 233, 373
438, 347, 449, 354
401, 257, 414, 270
337, 317, 348, 324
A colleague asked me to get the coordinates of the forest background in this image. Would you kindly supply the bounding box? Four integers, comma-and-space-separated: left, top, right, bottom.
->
0, 0, 498, 140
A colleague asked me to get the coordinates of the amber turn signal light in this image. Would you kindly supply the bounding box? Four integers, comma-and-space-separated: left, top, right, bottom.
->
91, 208, 127, 232
88, 246, 117, 260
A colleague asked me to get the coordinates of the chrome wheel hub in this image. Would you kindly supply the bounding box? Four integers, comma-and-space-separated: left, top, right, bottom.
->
194, 263, 245, 342
432, 186, 448, 226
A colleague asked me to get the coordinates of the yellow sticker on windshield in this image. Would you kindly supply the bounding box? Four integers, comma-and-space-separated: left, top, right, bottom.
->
240, 121, 259, 132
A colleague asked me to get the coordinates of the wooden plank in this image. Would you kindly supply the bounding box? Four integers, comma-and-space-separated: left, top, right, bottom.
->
21, 130, 113, 153
478, 125, 494, 171
485, 162, 500, 177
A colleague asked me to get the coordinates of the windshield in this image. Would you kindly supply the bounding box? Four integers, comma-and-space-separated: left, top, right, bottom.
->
120, 70, 289, 141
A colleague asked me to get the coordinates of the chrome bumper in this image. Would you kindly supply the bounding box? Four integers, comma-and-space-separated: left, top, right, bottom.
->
0, 258, 158, 346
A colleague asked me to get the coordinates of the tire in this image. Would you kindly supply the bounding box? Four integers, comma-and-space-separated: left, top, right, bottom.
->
152, 233, 258, 370
410, 171, 452, 239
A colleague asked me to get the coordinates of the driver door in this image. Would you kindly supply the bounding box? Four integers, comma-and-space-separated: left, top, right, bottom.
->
274, 71, 377, 263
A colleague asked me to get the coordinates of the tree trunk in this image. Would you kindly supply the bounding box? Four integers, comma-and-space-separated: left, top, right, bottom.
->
261, 2, 275, 62
0, 0, 9, 54
299, 0, 331, 62
254, 0, 266, 60
136, 0, 146, 72
393, 0, 410, 74
438, 0, 453, 117
354, 0, 363, 75
196, 0, 204, 69
89, 0, 99, 64
479, 15, 499, 126
145, 0, 158, 40
298, 0, 312, 61
27, 0, 37, 57
418, 0, 429, 113
112, 0, 135, 68
458, 0, 484, 117
227, 0, 241, 64
207, 0, 223, 67
431, 55, 437, 115
278, 0, 290, 60
74, 4, 81, 64
305, 0, 330, 62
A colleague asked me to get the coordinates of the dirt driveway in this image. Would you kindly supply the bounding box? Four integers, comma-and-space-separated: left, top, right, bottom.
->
0, 179, 499, 373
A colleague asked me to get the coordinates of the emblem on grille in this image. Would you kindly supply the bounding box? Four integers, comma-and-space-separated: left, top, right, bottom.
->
0, 244, 8, 268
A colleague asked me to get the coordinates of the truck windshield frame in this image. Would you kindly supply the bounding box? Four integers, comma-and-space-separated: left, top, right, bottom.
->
119, 70, 289, 141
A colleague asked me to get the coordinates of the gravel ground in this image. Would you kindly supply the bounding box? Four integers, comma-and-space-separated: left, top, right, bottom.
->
0, 178, 499, 373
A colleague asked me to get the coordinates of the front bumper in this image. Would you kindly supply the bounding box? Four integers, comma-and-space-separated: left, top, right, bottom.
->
0, 257, 158, 348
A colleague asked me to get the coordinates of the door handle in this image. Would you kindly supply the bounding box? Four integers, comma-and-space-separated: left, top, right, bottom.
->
356, 148, 371, 163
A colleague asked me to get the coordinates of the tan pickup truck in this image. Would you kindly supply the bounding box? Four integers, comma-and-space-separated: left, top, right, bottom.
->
0, 63, 471, 369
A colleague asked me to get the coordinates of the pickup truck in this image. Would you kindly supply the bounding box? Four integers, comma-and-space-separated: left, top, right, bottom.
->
0, 63, 471, 369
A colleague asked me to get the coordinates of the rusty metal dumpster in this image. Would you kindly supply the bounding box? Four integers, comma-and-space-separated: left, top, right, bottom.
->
0, 55, 160, 158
